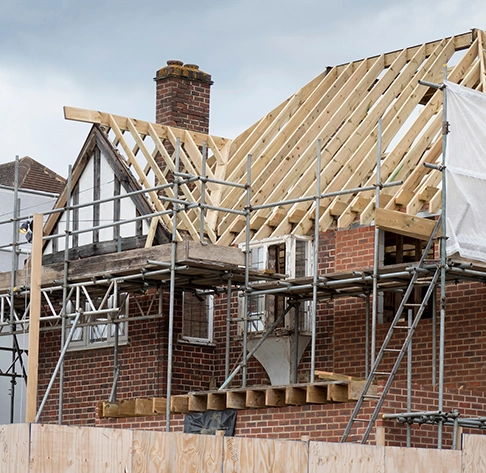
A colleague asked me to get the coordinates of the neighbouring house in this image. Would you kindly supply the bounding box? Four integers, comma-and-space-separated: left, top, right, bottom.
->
2, 29, 486, 449
0, 157, 65, 423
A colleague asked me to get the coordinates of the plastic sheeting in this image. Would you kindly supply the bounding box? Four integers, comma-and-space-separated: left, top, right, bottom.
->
445, 80, 486, 262
183, 409, 236, 436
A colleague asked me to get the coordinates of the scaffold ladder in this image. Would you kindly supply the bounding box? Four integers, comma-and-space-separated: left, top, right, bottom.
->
341, 220, 441, 444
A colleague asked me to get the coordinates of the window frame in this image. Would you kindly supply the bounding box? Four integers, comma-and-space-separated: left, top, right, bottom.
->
66, 293, 129, 351
181, 290, 214, 345
239, 235, 314, 334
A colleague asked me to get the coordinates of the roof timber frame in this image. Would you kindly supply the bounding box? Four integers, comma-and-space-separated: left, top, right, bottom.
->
64, 30, 486, 247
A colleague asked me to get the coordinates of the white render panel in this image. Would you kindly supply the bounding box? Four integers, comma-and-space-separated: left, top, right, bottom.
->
99, 155, 115, 242
119, 187, 137, 238
77, 157, 94, 247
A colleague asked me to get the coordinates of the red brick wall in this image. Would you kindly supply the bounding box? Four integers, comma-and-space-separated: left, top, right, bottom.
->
36, 224, 486, 447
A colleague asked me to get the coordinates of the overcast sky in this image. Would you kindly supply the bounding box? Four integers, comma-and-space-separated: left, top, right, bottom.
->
1, 0, 485, 177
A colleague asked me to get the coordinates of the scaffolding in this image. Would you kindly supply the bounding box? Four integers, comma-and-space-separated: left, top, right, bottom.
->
2, 81, 486, 447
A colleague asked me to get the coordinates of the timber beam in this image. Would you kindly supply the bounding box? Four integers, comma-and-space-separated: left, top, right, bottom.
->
97, 380, 375, 418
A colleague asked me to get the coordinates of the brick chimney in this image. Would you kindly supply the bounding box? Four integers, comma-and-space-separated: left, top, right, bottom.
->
155, 60, 213, 133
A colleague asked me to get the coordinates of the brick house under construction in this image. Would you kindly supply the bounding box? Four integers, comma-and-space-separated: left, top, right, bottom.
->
3, 29, 486, 449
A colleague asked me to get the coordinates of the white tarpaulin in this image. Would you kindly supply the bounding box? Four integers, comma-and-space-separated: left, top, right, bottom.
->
445, 80, 486, 262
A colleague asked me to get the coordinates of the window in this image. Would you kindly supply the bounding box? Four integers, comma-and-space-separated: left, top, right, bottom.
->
181, 291, 214, 344
66, 293, 128, 350
381, 232, 435, 322
239, 235, 313, 334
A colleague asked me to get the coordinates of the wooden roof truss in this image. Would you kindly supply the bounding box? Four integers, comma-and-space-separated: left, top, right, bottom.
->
65, 29, 486, 247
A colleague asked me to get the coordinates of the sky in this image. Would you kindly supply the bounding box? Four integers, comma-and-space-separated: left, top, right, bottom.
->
0, 0, 485, 177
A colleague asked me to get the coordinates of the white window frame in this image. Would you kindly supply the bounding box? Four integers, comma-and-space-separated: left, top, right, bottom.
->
181, 291, 214, 345
239, 235, 314, 334
66, 293, 129, 350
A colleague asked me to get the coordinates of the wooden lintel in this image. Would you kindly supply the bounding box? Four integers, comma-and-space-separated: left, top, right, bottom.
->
226, 391, 246, 410
188, 393, 208, 412
245, 390, 266, 409
285, 387, 307, 405
207, 392, 227, 411
265, 388, 286, 407
375, 208, 437, 241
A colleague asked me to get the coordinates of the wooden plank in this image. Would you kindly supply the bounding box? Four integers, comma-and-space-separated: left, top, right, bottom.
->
171, 395, 189, 414
462, 434, 486, 473
309, 441, 384, 473
245, 389, 266, 409
207, 392, 227, 411
153, 397, 167, 414
327, 384, 349, 402
26, 213, 43, 423
306, 385, 329, 404
188, 393, 208, 412
0, 241, 244, 293
385, 445, 461, 473
64, 106, 230, 148
265, 388, 286, 407
30, 424, 132, 473
133, 430, 223, 473
118, 399, 138, 417
223, 436, 308, 473
0, 424, 29, 473
285, 386, 307, 405
135, 398, 154, 416
315, 370, 364, 382
99, 401, 120, 418
375, 208, 437, 241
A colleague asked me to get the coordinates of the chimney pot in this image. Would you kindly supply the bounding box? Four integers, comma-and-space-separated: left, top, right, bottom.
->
166, 60, 184, 66
184, 64, 199, 70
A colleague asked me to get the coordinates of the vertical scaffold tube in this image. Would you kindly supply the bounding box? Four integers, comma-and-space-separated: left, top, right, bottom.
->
166, 138, 181, 432
310, 140, 321, 383
59, 165, 72, 424
438, 68, 449, 449
242, 154, 251, 388
372, 118, 383, 368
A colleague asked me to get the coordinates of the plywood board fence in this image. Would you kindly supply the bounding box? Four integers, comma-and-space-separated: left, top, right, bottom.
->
2, 423, 486, 473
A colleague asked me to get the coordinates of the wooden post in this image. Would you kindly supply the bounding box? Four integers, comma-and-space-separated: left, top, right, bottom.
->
26, 214, 43, 422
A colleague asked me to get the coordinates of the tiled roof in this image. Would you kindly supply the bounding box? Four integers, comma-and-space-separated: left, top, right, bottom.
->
0, 156, 65, 194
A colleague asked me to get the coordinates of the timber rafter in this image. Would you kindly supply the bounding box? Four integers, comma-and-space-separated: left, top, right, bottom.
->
64, 30, 486, 245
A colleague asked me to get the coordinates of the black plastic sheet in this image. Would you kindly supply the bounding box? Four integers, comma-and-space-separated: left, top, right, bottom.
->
183, 409, 237, 436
